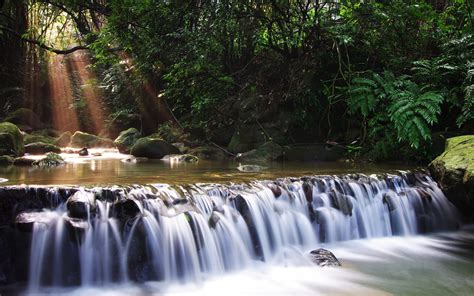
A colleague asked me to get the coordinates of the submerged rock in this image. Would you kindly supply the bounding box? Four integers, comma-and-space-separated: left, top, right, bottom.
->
0, 122, 24, 156
130, 137, 181, 159
25, 142, 61, 155
114, 128, 141, 154
429, 135, 474, 218
237, 164, 267, 172
163, 154, 199, 163
121, 156, 149, 163
70, 131, 115, 148
309, 248, 341, 267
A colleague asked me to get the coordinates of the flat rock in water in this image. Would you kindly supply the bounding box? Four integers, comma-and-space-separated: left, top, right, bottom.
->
309, 248, 341, 267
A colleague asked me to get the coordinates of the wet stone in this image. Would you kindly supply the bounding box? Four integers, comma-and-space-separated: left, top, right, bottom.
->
309, 248, 341, 267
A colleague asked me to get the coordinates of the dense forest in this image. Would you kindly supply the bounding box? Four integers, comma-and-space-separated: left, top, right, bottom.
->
0, 0, 473, 162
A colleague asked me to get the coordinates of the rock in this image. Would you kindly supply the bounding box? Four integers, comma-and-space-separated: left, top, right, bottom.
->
121, 156, 149, 163
284, 144, 345, 161
24, 133, 56, 145
0, 156, 14, 166
162, 154, 199, 163
114, 128, 141, 154
237, 164, 267, 172
188, 145, 227, 161
235, 142, 283, 163
24, 142, 61, 155
15, 212, 57, 232
70, 131, 115, 148
208, 212, 220, 228
32, 153, 65, 168
309, 248, 341, 267
55, 131, 72, 147
92, 152, 102, 157
130, 137, 181, 159
0, 122, 24, 156
78, 148, 89, 156
13, 157, 35, 166
429, 135, 474, 218
66, 191, 96, 219
3, 108, 44, 130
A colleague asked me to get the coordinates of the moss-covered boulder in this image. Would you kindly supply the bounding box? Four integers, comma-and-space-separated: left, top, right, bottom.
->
429, 135, 474, 218
114, 128, 141, 154
235, 142, 283, 163
25, 142, 61, 155
0, 122, 24, 156
3, 108, 44, 130
0, 155, 14, 166
130, 137, 181, 159
24, 133, 56, 145
33, 152, 65, 168
70, 131, 114, 148
55, 131, 72, 147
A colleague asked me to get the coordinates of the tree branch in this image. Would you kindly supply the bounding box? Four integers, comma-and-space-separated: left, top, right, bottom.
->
0, 25, 89, 54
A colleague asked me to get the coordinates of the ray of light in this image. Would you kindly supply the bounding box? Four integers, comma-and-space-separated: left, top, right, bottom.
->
47, 55, 80, 132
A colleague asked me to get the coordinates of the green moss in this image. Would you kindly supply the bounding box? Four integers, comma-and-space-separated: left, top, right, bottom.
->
114, 128, 141, 153
25, 142, 61, 155
70, 131, 114, 148
33, 152, 65, 167
0, 122, 24, 156
24, 133, 56, 145
436, 135, 474, 178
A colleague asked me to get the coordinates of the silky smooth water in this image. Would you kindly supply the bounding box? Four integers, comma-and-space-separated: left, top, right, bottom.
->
15, 171, 461, 295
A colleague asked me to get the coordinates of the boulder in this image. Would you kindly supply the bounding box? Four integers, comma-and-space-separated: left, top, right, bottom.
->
235, 142, 283, 163
130, 137, 181, 159
32, 153, 65, 168
0, 156, 14, 166
55, 131, 72, 147
13, 157, 35, 166
78, 148, 89, 156
24, 133, 56, 145
162, 154, 199, 163
188, 145, 227, 161
24, 142, 61, 155
429, 135, 474, 218
309, 248, 341, 267
114, 128, 141, 154
70, 131, 115, 148
66, 191, 96, 219
0, 122, 24, 156
3, 108, 44, 130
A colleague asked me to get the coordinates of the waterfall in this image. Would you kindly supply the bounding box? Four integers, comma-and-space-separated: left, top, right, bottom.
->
18, 172, 458, 290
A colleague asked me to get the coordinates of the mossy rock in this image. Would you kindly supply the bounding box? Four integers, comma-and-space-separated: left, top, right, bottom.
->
163, 154, 199, 163
0, 122, 24, 156
25, 142, 61, 155
33, 152, 65, 168
70, 131, 115, 148
3, 108, 44, 130
227, 124, 285, 153
114, 128, 141, 154
429, 135, 474, 218
0, 155, 14, 166
130, 137, 181, 159
13, 157, 35, 166
55, 131, 72, 147
235, 142, 283, 163
24, 133, 56, 145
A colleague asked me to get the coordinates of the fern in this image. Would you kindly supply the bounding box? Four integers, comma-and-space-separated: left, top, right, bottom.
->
388, 90, 443, 148
457, 62, 474, 126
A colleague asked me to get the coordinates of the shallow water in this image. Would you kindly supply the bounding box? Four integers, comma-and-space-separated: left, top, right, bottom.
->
0, 148, 418, 186
13, 226, 474, 296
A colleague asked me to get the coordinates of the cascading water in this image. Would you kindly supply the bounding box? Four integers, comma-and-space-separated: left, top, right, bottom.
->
18, 172, 458, 292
